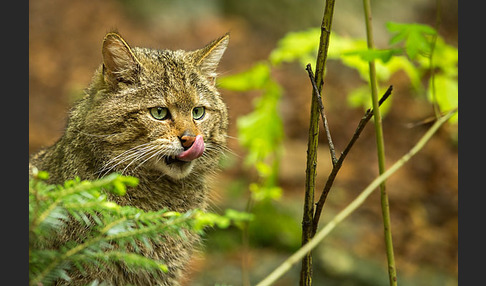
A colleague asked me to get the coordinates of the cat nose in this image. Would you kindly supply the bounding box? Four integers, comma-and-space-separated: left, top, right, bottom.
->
179, 132, 196, 150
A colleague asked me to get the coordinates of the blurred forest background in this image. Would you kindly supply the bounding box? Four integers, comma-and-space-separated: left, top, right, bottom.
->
29, 0, 458, 285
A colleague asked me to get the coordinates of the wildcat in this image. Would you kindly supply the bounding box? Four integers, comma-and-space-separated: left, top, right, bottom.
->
29, 31, 229, 285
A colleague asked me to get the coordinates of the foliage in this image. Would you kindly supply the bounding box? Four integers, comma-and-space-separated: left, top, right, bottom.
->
248, 201, 302, 251
218, 18, 457, 285
29, 170, 251, 285
386, 21, 458, 123
217, 21, 457, 254
219, 62, 284, 202
266, 22, 458, 123
269, 28, 321, 67
386, 22, 437, 59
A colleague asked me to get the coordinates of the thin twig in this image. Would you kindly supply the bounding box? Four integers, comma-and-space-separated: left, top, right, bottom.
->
255, 108, 456, 286
306, 64, 337, 165
312, 85, 393, 234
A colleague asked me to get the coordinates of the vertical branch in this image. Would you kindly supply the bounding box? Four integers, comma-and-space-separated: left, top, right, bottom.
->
429, 0, 442, 118
300, 0, 336, 285
362, 0, 398, 285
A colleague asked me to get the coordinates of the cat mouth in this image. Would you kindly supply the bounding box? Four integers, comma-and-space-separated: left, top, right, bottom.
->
164, 135, 205, 166
164, 155, 189, 166
176, 135, 205, 162
157, 135, 205, 178
164, 138, 205, 165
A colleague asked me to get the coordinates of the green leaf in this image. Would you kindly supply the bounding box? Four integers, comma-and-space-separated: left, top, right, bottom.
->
224, 209, 254, 229
224, 209, 254, 223
90, 251, 169, 274
386, 22, 437, 60
37, 171, 50, 180
255, 162, 272, 178
193, 212, 230, 231
341, 48, 424, 93
327, 33, 368, 59
249, 183, 282, 202
218, 62, 271, 91
237, 81, 283, 166
343, 48, 402, 63
119, 176, 139, 187
428, 74, 458, 124
269, 28, 321, 66
383, 55, 423, 91
416, 36, 458, 77
112, 181, 127, 196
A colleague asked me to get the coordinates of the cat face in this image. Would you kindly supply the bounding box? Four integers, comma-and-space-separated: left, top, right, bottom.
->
85, 32, 229, 180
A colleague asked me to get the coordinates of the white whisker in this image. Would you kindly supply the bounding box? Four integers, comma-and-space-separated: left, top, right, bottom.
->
133, 148, 166, 172
223, 134, 240, 141
98, 142, 163, 177
121, 145, 161, 175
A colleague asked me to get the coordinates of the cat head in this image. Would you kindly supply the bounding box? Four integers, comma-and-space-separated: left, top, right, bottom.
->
101, 32, 228, 88
83, 32, 229, 180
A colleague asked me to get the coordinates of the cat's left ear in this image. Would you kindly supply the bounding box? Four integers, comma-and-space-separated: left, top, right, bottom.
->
102, 32, 142, 87
194, 33, 229, 85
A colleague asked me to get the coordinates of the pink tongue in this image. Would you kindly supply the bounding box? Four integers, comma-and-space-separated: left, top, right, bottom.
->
176, 135, 205, 162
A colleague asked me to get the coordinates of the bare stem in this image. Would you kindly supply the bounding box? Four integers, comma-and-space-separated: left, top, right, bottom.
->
362, 0, 397, 284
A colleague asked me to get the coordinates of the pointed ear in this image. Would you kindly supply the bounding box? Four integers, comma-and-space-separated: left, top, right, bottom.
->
102, 32, 141, 87
194, 33, 229, 84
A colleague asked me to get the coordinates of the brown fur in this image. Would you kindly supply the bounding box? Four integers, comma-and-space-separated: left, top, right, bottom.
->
29, 32, 229, 285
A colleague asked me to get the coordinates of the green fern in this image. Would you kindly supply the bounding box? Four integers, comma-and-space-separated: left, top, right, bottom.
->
29, 170, 251, 285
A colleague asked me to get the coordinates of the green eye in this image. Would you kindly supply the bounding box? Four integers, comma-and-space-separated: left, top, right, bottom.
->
192, 107, 205, 120
150, 107, 169, 120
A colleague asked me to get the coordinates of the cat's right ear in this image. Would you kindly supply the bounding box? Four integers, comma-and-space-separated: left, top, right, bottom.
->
102, 32, 141, 87
194, 33, 229, 85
